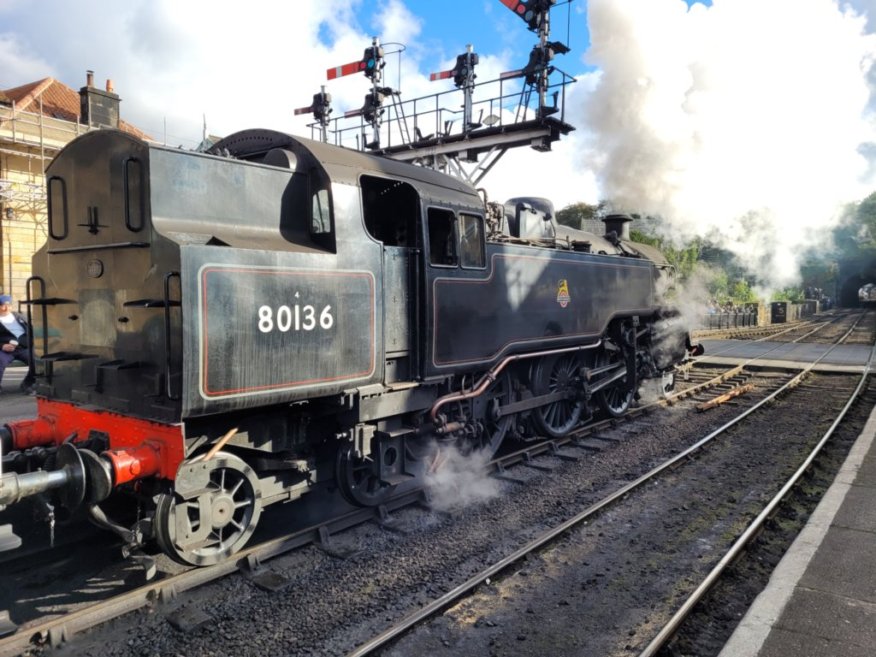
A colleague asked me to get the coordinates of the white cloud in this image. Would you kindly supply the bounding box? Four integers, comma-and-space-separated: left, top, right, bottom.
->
0, 33, 53, 84
0, 1, 604, 211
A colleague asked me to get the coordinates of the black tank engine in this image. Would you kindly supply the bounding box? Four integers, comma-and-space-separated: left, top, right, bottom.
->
0, 129, 699, 564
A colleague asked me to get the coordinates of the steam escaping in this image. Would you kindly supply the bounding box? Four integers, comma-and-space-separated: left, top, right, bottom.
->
423, 445, 501, 513
582, 0, 876, 290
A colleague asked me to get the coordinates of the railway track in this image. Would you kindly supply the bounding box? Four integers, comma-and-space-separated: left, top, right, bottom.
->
1, 326, 872, 656
0, 367, 769, 655
638, 367, 874, 657
0, 366, 749, 657
341, 324, 874, 656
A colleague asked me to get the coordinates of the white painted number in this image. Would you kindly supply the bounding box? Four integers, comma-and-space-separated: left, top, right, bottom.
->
257, 304, 335, 333
320, 305, 334, 329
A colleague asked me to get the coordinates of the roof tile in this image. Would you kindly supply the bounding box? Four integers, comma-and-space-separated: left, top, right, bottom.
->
1, 77, 150, 140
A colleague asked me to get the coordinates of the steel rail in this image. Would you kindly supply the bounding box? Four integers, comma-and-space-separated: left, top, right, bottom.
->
0, 488, 424, 657
638, 342, 875, 657
344, 322, 868, 657
0, 367, 729, 657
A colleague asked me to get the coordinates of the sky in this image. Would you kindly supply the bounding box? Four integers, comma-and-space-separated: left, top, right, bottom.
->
2, 0, 876, 291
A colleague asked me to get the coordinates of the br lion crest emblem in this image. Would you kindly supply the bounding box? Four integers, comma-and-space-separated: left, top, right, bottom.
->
556, 279, 571, 308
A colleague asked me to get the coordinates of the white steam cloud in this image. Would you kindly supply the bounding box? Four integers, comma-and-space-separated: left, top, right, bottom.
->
582, 0, 876, 290
423, 445, 500, 513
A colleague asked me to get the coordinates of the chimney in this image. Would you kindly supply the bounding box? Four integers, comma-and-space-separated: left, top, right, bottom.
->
79, 69, 121, 129
602, 213, 633, 241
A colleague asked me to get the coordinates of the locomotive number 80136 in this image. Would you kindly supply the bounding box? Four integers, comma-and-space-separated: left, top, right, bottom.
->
0, 128, 700, 565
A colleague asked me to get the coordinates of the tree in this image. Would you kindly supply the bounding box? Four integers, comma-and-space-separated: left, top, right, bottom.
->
730, 280, 757, 304
773, 287, 805, 303
835, 193, 876, 257
555, 201, 607, 230
629, 227, 702, 281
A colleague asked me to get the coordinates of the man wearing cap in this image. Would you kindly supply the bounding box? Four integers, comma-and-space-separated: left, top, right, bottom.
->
0, 294, 36, 395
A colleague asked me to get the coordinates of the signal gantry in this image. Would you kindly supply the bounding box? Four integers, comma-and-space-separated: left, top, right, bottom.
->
294, 0, 575, 186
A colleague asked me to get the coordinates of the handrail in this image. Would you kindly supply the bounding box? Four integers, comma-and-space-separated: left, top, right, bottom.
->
311, 69, 576, 152
162, 272, 182, 401
24, 276, 47, 378
46, 176, 68, 240
123, 157, 145, 233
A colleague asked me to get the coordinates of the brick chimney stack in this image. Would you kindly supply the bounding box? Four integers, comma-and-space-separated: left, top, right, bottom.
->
79, 69, 120, 129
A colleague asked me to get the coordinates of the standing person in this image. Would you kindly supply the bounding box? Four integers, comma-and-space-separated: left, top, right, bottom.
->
0, 294, 36, 395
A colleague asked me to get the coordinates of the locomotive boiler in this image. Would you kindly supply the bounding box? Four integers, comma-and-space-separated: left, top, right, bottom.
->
0, 128, 698, 565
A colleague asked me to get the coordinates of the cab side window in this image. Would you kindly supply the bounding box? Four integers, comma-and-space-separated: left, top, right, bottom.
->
311, 188, 331, 235
427, 208, 458, 267
459, 213, 485, 269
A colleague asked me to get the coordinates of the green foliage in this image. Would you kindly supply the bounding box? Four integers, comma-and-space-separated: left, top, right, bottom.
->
555, 201, 607, 230
835, 192, 876, 257
628, 228, 701, 280
772, 287, 805, 303
708, 268, 730, 302
730, 280, 758, 304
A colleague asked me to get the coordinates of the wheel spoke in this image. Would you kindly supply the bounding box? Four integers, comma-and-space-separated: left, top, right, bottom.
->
153, 453, 262, 566
534, 354, 583, 438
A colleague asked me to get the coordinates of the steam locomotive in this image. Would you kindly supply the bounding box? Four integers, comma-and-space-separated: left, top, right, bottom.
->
0, 128, 698, 565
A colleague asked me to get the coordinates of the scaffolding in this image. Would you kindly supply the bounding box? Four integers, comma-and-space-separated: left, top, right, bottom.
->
0, 101, 83, 297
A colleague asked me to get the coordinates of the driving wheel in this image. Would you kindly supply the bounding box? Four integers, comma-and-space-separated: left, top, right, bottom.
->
336, 445, 395, 507
595, 348, 635, 417
531, 353, 584, 438
469, 371, 514, 455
